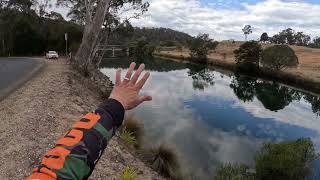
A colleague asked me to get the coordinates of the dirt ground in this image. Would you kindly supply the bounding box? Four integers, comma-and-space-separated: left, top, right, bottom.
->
160, 42, 320, 83
0, 59, 163, 180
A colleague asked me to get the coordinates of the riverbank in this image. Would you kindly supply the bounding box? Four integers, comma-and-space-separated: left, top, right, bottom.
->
0, 59, 163, 179
155, 50, 320, 94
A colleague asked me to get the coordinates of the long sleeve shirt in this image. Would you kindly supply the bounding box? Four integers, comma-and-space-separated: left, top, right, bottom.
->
27, 99, 125, 180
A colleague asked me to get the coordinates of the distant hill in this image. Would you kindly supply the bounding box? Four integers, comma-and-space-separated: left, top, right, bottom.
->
108, 27, 193, 46
132, 27, 193, 46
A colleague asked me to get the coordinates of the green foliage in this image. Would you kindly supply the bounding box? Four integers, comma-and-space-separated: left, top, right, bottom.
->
215, 139, 318, 180
121, 116, 144, 143
160, 40, 177, 47
121, 166, 138, 180
188, 33, 215, 63
234, 41, 262, 72
255, 82, 296, 111
260, 32, 269, 42
0, 7, 82, 56
144, 144, 181, 178
242, 25, 253, 41
108, 27, 192, 47
308, 37, 320, 48
255, 138, 318, 180
304, 95, 320, 116
214, 163, 255, 180
230, 75, 257, 102
132, 38, 156, 58
188, 65, 215, 91
270, 28, 311, 46
261, 45, 299, 70
120, 127, 136, 145
230, 75, 304, 111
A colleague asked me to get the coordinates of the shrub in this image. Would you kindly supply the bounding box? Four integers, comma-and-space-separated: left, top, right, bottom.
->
214, 163, 255, 180
255, 138, 318, 180
143, 144, 181, 178
121, 166, 138, 180
188, 33, 215, 63
119, 128, 136, 145
261, 45, 299, 70
234, 41, 262, 72
121, 116, 144, 142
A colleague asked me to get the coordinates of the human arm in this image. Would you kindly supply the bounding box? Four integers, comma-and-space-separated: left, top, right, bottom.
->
27, 63, 152, 180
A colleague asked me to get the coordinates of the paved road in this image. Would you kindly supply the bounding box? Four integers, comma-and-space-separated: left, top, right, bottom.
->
0, 57, 43, 100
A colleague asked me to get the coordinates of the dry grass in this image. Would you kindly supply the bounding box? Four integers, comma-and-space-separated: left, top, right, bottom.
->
120, 115, 144, 147
157, 42, 320, 93
141, 144, 183, 179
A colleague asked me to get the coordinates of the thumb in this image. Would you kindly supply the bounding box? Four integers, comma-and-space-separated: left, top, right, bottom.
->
139, 95, 152, 104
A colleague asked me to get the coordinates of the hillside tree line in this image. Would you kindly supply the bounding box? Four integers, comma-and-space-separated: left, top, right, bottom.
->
0, 0, 83, 56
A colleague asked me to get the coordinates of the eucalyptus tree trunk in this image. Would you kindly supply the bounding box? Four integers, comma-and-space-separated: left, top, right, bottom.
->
75, 0, 112, 74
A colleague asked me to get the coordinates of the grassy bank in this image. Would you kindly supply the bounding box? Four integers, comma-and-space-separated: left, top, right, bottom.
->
154, 51, 320, 94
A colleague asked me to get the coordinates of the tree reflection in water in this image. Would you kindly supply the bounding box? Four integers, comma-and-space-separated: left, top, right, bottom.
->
230, 74, 320, 115
187, 65, 215, 91
304, 95, 320, 117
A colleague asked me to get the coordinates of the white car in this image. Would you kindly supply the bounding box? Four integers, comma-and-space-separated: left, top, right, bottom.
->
46, 51, 59, 59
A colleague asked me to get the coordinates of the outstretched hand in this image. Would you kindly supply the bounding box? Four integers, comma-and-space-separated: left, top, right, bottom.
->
109, 62, 152, 110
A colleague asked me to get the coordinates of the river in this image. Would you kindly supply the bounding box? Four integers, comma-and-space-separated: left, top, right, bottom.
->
100, 57, 320, 179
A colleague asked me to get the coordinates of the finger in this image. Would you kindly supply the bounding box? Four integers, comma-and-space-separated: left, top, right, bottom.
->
136, 72, 150, 89
130, 64, 145, 84
139, 95, 152, 104
115, 68, 121, 86
124, 62, 136, 82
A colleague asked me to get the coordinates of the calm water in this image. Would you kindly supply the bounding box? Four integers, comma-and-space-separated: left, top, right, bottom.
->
100, 57, 320, 179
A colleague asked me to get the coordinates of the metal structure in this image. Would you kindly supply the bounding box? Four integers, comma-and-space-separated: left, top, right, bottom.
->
97, 45, 126, 57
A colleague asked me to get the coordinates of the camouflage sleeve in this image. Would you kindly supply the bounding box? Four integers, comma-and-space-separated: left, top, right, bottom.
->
27, 99, 125, 180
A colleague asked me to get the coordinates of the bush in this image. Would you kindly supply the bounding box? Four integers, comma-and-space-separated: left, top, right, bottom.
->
121, 166, 138, 180
119, 128, 136, 145
214, 163, 255, 180
143, 144, 181, 178
119, 116, 144, 146
261, 45, 298, 70
188, 33, 215, 63
255, 138, 318, 180
234, 41, 262, 72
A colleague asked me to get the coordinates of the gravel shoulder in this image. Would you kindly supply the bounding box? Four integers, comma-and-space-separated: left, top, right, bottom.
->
0, 59, 163, 180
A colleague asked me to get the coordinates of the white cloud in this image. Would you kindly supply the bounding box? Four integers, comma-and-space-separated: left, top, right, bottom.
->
128, 0, 320, 40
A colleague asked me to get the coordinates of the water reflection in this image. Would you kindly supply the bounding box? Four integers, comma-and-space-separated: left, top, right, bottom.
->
100, 57, 320, 179
187, 65, 215, 91
230, 74, 319, 114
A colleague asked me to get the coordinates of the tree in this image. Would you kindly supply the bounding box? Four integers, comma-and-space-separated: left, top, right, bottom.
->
270, 28, 311, 46
261, 45, 299, 70
215, 138, 318, 180
242, 25, 252, 41
260, 32, 269, 43
57, 0, 150, 74
294, 32, 311, 46
187, 33, 215, 63
309, 37, 320, 48
234, 41, 262, 72
255, 138, 318, 180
